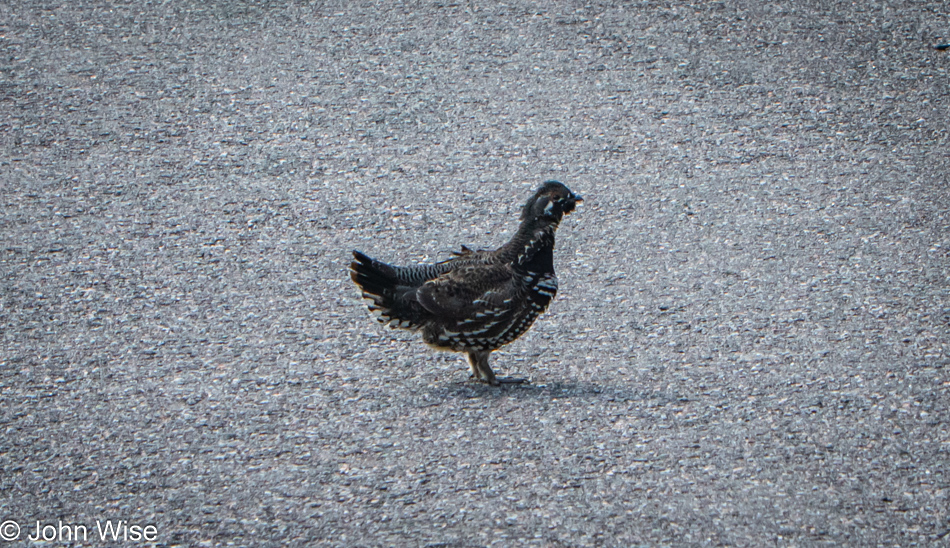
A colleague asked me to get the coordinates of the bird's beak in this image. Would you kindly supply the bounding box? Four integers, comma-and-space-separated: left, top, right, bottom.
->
573, 193, 583, 203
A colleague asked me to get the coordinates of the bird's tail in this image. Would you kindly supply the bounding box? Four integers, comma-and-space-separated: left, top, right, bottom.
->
349, 250, 422, 329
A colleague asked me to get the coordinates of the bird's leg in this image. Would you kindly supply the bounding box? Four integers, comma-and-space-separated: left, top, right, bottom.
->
465, 350, 527, 386
465, 350, 495, 384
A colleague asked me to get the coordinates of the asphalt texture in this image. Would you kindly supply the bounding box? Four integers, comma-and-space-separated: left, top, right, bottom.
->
2, 1, 949, 546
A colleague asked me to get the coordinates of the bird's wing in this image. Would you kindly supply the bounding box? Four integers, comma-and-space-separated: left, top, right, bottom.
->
415, 263, 520, 320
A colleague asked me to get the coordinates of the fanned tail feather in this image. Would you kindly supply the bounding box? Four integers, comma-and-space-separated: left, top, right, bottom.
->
350, 250, 424, 329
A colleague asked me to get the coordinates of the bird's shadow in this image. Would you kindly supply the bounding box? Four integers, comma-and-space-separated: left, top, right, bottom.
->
417, 379, 659, 404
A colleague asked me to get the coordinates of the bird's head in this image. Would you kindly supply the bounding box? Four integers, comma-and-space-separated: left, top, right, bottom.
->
520, 180, 583, 223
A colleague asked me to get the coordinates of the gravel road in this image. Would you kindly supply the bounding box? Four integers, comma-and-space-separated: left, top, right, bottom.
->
2, 1, 948, 546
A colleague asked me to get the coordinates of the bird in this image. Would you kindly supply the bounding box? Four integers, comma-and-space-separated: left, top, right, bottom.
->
349, 181, 582, 385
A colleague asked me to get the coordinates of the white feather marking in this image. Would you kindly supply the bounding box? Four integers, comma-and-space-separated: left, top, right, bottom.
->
536, 278, 558, 290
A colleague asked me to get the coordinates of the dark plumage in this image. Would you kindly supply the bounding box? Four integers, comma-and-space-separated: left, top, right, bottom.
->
349, 181, 582, 385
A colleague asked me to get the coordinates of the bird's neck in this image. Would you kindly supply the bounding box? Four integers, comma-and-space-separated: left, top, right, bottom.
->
498, 218, 557, 273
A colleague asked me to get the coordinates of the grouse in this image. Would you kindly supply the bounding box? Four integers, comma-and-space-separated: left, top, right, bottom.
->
350, 181, 582, 385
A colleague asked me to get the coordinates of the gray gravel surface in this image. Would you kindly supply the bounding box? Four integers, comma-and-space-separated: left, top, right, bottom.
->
2, 1, 949, 546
